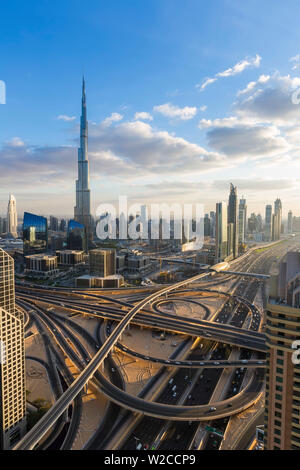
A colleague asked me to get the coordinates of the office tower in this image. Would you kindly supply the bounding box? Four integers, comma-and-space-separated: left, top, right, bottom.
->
204, 214, 211, 237
209, 211, 216, 237
265, 252, 300, 449
288, 211, 293, 234
74, 78, 92, 246
0, 248, 26, 449
60, 219, 66, 232
238, 199, 246, 244
239, 197, 247, 239
227, 183, 238, 258
49, 216, 59, 232
265, 205, 273, 241
23, 212, 48, 255
227, 222, 234, 258
273, 198, 282, 240
215, 202, 228, 263
0, 218, 3, 236
89, 248, 116, 277
7, 195, 18, 239
67, 219, 87, 252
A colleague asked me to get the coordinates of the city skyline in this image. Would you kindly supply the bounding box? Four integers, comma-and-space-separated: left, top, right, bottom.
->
1, 2, 300, 216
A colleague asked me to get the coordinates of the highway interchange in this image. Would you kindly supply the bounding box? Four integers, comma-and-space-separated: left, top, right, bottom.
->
14, 236, 300, 450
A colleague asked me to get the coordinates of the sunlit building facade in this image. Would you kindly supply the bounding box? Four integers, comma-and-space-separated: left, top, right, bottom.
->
23, 212, 48, 255
0, 248, 26, 449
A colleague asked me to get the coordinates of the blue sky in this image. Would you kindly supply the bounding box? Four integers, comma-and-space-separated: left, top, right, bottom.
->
1, 0, 300, 217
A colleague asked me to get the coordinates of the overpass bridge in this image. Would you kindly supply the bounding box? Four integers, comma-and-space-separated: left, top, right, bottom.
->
14, 263, 266, 450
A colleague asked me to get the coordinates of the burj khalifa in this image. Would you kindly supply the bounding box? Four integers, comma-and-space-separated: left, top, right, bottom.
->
74, 77, 92, 244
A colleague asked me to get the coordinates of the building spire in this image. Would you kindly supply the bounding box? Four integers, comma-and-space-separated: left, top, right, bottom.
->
82, 75, 86, 106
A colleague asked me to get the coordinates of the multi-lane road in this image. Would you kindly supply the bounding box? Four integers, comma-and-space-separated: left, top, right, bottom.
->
15, 235, 300, 450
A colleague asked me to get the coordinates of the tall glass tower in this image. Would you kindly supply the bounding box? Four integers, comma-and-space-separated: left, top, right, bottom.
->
228, 183, 238, 258
0, 248, 26, 449
74, 78, 92, 245
7, 194, 18, 239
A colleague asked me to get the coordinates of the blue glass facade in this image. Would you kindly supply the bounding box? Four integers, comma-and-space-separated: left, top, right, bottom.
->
23, 212, 48, 255
67, 219, 87, 252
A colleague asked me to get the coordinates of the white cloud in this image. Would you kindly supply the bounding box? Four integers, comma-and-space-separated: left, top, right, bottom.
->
290, 54, 300, 70
57, 115, 76, 122
235, 73, 300, 125
134, 111, 153, 121
7, 137, 25, 147
197, 77, 217, 91
196, 54, 261, 91
199, 105, 207, 112
101, 112, 124, 127
217, 54, 261, 78
153, 102, 197, 120
88, 119, 227, 174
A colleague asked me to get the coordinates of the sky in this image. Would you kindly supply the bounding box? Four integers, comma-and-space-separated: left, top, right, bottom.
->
1, 0, 300, 219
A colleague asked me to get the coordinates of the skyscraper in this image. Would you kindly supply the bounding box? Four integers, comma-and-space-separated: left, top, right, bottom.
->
238, 197, 247, 244
215, 202, 228, 263
265, 205, 273, 241
0, 248, 26, 449
23, 212, 48, 255
288, 210, 293, 234
265, 254, 300, 449
74, 77, 92, 245
273, 198, 282, 240
228, 183, 238, 258
7, 195, 18, 239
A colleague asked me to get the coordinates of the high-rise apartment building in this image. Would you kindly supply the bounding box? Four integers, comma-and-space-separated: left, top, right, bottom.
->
0, 248, 26, 449
238, 198, 247, 244
7, 195, 18, 239
89, 248, 116, 277
49, 216, 59, 232
273, 198, 282, 241
74, 78, 92, 245
239, 197, 247, 243
265, 205, 273, 242
204, 214, 211, 237
227, 183, 238, 258
265, 252, 300, 449
215, 202, 228, 263
288, 210, 293, 234
209, 211, 216, 237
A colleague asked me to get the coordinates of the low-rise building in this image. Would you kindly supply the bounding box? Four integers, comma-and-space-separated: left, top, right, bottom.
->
76, 274, 124, 288
56, 249, 84, 266
25, 254, 58, 277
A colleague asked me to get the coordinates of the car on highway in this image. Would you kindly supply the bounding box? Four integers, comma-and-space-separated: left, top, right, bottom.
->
214, 362, 220, 365
208, 406, 217, 412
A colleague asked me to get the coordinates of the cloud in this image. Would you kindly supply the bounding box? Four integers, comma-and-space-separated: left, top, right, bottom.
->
290, 54, 300, 70
199, 105, 207, 112
235, 73, 300, 125
134, 111, 153, 121
88, 119, 227, 175
217, 54, 261, 78
197, 77, 217, 91
205, 124, 288, 159
196, 54, 261, 91
153, 102, 197, 120
57, 115, 76, 122
101, 112, 124, 127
